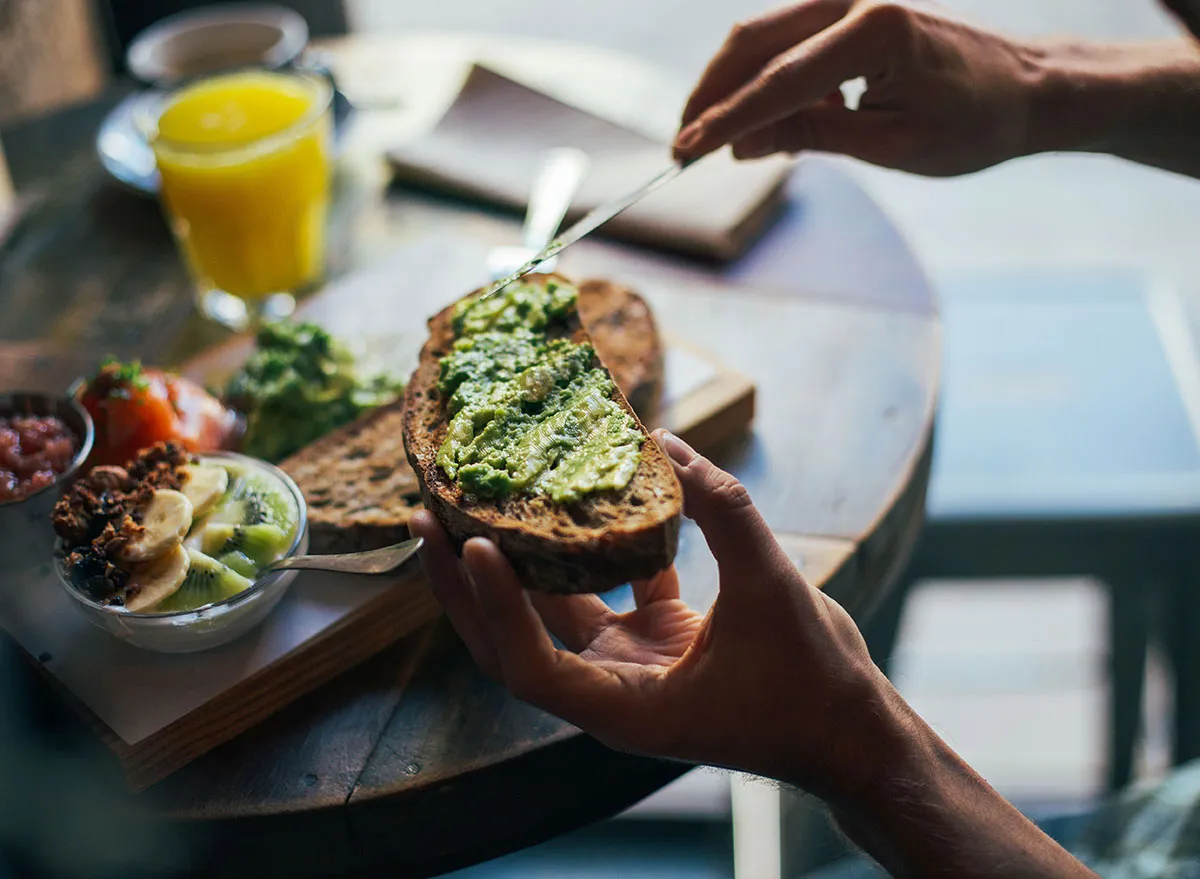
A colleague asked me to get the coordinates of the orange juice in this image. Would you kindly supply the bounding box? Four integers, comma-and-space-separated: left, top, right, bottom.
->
150, 71, 332, 301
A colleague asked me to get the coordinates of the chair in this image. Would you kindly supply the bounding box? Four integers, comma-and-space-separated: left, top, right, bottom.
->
865, 268, 1200, 793
781, 269, 1200, 878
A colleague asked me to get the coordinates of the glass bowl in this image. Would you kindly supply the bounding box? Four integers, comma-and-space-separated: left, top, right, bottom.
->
0, 392, 95, 572
54, 452, 309, 654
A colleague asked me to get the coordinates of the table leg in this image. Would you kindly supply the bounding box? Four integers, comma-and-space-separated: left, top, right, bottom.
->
1108, 581, 1148, 791
1169, 565, 1200, 767
861, 574, 915, 676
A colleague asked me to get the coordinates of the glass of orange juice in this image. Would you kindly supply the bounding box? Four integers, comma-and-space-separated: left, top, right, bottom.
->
147, 69, 333, 330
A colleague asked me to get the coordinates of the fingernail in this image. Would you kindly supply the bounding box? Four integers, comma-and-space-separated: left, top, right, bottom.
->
462, 538, 489, 570
462, 538, 495, 585
658, 431, 696, 466
674, 123, 702, 151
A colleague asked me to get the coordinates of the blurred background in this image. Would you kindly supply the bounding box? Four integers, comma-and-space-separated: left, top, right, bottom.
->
2, 1, 1199, 877
5, 0, 1193, 290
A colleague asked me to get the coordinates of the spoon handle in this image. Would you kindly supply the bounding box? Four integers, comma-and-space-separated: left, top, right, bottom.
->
260, 537, 424, 577
523, 147, 589, 253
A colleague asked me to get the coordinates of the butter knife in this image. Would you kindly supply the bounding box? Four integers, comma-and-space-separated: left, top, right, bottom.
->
477, 159, 691, 301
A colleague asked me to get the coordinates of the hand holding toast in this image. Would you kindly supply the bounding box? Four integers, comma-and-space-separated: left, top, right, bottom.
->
412, 431, 914, 805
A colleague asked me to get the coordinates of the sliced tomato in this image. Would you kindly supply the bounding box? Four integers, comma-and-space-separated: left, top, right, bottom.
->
166, 375, 241, 452
78, 364, 240, 467
81, 371, 176, 466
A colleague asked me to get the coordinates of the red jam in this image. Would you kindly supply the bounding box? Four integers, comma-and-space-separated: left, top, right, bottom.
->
0, 415, 78, 503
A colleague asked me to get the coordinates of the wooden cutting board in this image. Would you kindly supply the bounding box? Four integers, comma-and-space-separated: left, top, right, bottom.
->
1, 249, 756, 792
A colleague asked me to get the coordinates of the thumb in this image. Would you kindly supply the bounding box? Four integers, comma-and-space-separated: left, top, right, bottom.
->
653, 430, 787, 579
731, 106, 904, 164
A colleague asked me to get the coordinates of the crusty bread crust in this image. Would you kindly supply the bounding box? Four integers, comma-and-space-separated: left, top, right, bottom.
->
578, 279, 664, 420
402, 274, 683, 594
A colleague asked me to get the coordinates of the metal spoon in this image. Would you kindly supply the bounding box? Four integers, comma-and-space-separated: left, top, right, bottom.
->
255, 537, 424, 579
485, 147, 590, 281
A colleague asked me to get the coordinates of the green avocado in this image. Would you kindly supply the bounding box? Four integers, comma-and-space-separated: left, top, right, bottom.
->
224, 320, 404, 463
436, 281, 644, 504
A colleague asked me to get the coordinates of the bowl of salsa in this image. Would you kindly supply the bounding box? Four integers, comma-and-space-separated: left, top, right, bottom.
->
0, 392, 94, 568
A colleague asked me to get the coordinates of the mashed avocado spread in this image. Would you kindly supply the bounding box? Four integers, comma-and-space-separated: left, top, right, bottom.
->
435, 280, 644, 503
225, 320, 404, 463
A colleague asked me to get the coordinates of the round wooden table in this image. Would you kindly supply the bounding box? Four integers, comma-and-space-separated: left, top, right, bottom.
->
0, 34, 939, 878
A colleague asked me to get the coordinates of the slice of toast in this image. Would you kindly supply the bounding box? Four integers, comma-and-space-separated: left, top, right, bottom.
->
402, 274, 683, 594
280, 401, 422, 554
281, 281, 664, 555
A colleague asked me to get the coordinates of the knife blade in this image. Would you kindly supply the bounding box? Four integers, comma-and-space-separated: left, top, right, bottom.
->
476, 160, 690, 302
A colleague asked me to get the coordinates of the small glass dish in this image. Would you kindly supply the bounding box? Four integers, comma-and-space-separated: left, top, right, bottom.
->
54, 452, 309, 654
0, 392, 95, 570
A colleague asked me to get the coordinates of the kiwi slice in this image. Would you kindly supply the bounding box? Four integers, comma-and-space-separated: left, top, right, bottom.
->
207, 472, 296, 532
154, 549, 252, 613
201, 523, 291, 566
216, 549, 258, 579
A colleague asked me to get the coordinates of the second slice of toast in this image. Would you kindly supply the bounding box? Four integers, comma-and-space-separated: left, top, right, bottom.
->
402, 275, 682, 594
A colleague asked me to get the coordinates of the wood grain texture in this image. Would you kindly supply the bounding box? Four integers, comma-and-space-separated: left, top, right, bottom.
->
0, 341, 110, 394
655, 334, 756, 455
94, 570, 442, 791
148, 623, 438, 820
342, 629, 690, 877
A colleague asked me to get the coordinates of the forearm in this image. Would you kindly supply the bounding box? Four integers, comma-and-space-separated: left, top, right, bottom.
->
822, 704, 1097, 878
1026, 37, 1200, 178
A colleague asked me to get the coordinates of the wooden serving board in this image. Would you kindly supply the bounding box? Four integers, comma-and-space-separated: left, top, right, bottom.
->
51, 572, 440, 792
181, 311, 756, 457
0, 256, 756, 793
0, 557, 444, 793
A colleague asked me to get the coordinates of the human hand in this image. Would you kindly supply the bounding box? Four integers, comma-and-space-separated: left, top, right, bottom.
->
410, 430, 915, 805
673, 0, 1053, 176
1162, 0, 1200, 38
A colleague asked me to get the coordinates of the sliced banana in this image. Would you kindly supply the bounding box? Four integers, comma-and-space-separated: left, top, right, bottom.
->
124, 543, 190, 613
117, 489, 194, 563
182, 528, 207, 552
179, 464, 229, 518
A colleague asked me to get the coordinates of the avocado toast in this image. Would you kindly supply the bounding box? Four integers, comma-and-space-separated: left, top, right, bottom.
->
402, 274, 682, 594
281, 280, 665, 554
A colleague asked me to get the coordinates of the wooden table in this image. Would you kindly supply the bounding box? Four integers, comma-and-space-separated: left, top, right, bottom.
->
0, 34, 939, 878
